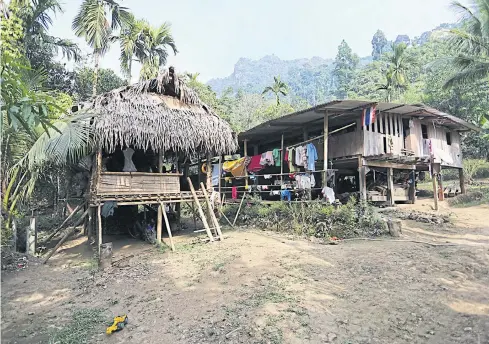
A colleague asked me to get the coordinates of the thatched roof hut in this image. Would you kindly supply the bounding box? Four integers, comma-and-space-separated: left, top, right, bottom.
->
86, 67, 237, 155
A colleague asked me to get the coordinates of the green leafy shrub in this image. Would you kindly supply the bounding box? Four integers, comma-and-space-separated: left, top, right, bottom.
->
222, 196, 387, 239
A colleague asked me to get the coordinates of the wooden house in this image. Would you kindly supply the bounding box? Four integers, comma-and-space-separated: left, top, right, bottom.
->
237, 100, 479, 205
81, 67, 237, 252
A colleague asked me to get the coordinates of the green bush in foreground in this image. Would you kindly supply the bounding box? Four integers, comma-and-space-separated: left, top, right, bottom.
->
223, 197, 387, 239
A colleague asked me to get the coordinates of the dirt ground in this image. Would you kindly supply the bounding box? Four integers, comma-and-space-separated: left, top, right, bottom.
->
2, 199, 489, 344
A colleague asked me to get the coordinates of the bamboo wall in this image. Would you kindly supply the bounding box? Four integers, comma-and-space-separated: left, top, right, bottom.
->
97, 172, 180, 196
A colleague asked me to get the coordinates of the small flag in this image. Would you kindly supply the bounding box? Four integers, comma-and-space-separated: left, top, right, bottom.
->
362, 106, 377, 126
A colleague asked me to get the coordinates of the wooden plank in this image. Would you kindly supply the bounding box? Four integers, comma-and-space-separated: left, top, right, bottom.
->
200, 183, 223, 241
187, 177, 214, 242
160, 202, 175, 251
323, 113, 329, 187
459, 168, 466, 194
364, 160, 416, 170
97, 204, 102, 257
358, 156, 366, 200
101, 172, 183, 176
387, 168, 394, 206
157, 204, 162, 243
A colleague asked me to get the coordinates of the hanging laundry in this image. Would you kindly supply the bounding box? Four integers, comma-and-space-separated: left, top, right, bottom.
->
264, 175, 273, 179
272, 148, 281, 167
231, 186, 238, 199
294, 146, 303, 166
306, 143, 318, 171
211, 164, 220, 186
223, 157, 247, 177
284, 150, 289, 162
281, 190, 292, 201
322, 187, 335, 204
247, 155, 263, 173
259, 151, 274, 166
288, 148, 298, 172
362, 106, 377, 126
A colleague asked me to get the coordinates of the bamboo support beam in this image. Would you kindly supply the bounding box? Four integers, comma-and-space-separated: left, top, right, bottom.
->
187, 177, 214, 242
97, 204, 102, 257
200, 183, 223, 241
323, 113, 329, 187
43, 208, 89, 264
42, 202, 86, 245
160, 201, 175, 251
233, 194, 246, 226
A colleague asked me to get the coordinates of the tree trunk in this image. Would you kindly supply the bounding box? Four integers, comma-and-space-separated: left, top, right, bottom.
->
92, 51, 100, 97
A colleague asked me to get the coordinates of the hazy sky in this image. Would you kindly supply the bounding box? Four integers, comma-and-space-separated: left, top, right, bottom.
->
50, 0, 459, 82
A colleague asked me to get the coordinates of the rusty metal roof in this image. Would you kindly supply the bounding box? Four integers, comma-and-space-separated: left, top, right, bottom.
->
239, 100, 480, 142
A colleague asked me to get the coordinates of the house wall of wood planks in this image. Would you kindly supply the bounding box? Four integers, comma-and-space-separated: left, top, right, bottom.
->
97, 172, 181, 196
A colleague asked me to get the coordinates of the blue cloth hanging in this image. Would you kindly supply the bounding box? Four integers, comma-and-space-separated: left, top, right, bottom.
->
281, 190, 291, 201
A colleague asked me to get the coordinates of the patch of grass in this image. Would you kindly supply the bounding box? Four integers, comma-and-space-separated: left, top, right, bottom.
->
156, 242, 170, 253
449, 190, 489, 208
48, 308, 106, 344
80, 258, 99, 273
212, 262, 226, 272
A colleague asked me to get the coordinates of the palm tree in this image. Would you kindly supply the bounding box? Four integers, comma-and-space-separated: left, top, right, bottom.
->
111, 13, 145, 82
137, 22, 177, 80
262, 76, 288, 105
72, 0, 131, 96
377, 69, 395, 102
387, 43, 412, 97
443, 0, 489, 89
18, 0, 81, 63
185, 72, 200, 82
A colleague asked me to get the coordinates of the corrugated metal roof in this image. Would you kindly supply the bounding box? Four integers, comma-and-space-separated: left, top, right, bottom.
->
239, 100, 480, 141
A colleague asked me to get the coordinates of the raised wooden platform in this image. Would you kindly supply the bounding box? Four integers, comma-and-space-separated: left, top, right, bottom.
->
89, 191, 205, 206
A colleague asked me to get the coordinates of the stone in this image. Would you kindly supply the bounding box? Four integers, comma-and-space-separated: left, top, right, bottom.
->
327, 332, 337, 341
387, 219, 402, 237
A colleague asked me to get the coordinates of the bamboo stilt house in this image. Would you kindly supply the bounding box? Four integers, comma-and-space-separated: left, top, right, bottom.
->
79, 67, 237, 249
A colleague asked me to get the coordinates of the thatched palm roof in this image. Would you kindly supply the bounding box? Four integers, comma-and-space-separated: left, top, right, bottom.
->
87, 67, 237, 155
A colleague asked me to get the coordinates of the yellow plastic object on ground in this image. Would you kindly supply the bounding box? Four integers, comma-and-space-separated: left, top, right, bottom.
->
106, 315, 128, 334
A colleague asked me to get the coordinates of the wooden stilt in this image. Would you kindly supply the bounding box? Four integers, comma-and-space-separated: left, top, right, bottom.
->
358, 156, 367, 201
387, 167, 394, 206
323, 113, 329, 187
187, 177, 214, 242
97, 204, 102, 257
439, 170, 445, 201
200, 182, 223, 241
432, 172, 439, 211
160, 202, 175, 251
157, 204, 162, 243
409, 170, 416, 204
459, 168, 466, 194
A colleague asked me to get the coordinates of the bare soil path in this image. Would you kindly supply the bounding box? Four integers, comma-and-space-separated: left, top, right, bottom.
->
2, 202, 489, 344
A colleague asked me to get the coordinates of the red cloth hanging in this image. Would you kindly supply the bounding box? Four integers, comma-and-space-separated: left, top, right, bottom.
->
247, 155, 263, 173
232, 186, 238, 199
284, 150, 289, 162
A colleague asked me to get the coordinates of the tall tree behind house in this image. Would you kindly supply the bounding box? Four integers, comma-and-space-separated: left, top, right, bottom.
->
332, 40, 359, 99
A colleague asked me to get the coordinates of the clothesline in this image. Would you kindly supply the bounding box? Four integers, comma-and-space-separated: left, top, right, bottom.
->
218, 169, 335, 180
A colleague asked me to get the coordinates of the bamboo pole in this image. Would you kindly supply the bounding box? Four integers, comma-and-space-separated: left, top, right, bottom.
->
43, 209, 89, 264
200, 182, 223, 241
157, 150, 163, 243
280, 133, 284, 188
233, 194, 246, 226
97, 204, 102, 257
160, 202, 175, 251
187, 177, 214, 241
218, 156, 222, 207
42, 202, 86, 245
323, 113, 329, 187
244, 140, 248, 189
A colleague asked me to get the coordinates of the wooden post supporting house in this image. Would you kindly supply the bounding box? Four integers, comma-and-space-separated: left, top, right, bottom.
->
323, 113, 329, 187
431, 162, 440, 210
160, 201, 175, 251
156, 150, 164, 244
358, 156, 367, 200
97, 204, 102, 257
459, 168, 466, 194
387, 167, 394, 206
409, 169, 416, 204
280, 133, 284, 187
243, 140, 248, 189
27, 217, 36, 255
206, 153, 212, 190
